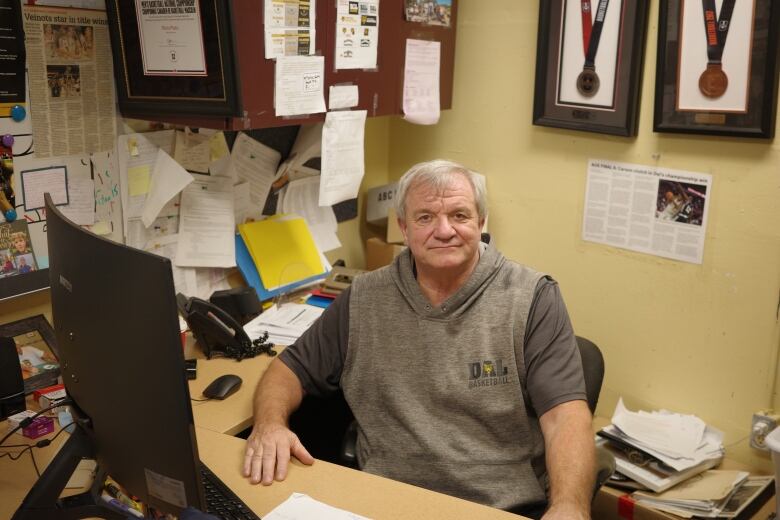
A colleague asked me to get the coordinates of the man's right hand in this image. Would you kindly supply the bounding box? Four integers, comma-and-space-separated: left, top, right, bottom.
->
242, 422, 314, 485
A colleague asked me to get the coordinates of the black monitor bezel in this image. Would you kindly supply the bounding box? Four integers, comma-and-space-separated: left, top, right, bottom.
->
45, 194, 205, 515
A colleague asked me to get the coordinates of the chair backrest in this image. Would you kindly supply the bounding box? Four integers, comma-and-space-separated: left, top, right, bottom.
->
576, 336, 615, 497
576, 336, 604, 414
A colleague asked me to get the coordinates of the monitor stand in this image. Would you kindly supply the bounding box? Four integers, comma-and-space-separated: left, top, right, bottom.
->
13, 426, 125, 520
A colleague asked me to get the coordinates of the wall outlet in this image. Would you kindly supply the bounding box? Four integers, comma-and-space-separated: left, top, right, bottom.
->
750, 411, 780, 451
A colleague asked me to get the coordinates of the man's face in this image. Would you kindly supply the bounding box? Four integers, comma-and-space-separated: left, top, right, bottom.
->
399, 174, 484, 274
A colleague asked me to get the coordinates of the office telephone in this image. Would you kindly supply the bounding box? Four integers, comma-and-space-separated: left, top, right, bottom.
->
176, 294, 275, 360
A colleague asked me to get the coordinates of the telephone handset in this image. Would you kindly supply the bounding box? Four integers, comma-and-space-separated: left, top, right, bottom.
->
176, 293, 275, 360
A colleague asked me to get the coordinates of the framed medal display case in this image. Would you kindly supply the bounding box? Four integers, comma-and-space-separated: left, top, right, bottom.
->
533, 0, 649, 137
654, 0, 780, 138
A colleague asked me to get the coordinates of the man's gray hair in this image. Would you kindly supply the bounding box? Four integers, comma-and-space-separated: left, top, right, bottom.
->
394, 159, 487, 221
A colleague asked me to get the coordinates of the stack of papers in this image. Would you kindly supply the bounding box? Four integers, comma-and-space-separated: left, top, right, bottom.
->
599, 399, 725, 493
243, 303, 324, 346
632, 472, 774, 518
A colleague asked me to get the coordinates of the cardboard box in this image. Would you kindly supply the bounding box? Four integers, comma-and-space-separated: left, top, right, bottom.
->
365, 182, 398, 224
593, 458, 776, 520
365, 238, 405, 271
386, 207, 404, 244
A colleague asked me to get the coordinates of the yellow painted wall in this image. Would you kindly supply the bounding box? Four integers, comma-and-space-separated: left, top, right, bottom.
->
384, 1, 780, 470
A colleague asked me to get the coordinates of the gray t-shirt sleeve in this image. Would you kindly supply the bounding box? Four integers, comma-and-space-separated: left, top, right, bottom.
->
523, 277, 587, 417
278, 287, 350, 397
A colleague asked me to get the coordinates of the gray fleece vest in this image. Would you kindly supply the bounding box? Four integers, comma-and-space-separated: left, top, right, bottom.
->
342, 244, 548, 511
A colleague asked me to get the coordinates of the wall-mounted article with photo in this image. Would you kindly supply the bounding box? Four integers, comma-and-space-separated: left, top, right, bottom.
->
582, 159, 712, 264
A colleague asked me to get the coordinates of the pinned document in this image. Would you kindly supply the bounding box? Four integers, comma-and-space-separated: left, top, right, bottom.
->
141, 149, 194, 228
175, 175, 236, 268
403, 39, 441, 125
320, 110, 367, 206
274, 56, 326, 117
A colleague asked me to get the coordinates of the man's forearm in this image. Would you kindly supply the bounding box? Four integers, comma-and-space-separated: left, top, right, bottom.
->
253, 358, 305, 427
539, 400, 595, 519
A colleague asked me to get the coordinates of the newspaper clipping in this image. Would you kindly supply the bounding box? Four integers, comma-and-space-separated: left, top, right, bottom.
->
583, 159, 712, 264
21, 5, 116, 158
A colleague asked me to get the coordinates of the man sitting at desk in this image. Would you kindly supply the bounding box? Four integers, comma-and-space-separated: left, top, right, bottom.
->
243, 160, 595, 520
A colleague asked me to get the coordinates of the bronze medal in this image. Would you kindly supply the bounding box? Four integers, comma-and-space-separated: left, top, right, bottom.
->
576, 68, 600, 97
698, 63, 728, 98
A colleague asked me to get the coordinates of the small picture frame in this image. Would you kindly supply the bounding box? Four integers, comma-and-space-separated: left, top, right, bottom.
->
654, 0, 780, 138
533, 0, 649, 137
0, 315, 60, 394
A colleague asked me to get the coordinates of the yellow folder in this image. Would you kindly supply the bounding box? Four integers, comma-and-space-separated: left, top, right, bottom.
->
238, 215, 325, 291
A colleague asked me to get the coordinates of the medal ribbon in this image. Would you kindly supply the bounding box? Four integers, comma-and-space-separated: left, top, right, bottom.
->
581, 0, 610, 68
701, 0, 737, 65
580, 1, 593, 55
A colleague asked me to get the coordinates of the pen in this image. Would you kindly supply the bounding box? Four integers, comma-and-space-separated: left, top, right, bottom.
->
100, 494, 144, 518
106, 482, 142, 511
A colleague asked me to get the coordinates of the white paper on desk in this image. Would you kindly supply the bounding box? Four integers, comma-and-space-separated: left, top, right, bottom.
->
275, 55, 326, 117
142, 149, 194, 228
244, 303, 324, 345
175, 174, 236, 268
229, 132, 282, 207
403, 39, 441, 125
611, 398, 707, 459
59, 177, 95, 226
320, 110, 367, 206
281, 177, 340, 252
118, 130, 176, 238
329, 84, 359, 109
264, 493, 369, 520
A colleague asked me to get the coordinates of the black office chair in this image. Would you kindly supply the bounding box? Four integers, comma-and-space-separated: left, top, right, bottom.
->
340, 336, 616, 496
575, 336, 617, 498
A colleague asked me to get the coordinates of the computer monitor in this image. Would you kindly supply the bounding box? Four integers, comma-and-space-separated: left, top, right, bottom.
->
29, 194, 205, 516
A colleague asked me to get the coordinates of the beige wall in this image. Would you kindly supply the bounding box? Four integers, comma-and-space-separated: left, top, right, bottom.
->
384, 1, 780, 471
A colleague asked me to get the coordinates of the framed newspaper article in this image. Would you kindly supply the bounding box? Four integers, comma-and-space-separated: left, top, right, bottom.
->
533, 0, 649, 137
654, 0, 780, 138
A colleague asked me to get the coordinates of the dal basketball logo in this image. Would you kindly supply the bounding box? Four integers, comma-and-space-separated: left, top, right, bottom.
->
468, 359, 510, 389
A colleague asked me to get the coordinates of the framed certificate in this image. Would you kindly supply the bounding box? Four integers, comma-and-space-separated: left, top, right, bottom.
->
106, 0, 241, 117
533, 0, 649, 136
654, 0, 780, 138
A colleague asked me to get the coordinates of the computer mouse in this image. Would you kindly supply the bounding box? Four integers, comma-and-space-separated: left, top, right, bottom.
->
202, 374, 242, 400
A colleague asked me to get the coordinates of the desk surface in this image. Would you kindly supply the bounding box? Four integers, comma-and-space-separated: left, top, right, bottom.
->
196, 427, 522, 520
0, 343, 525, 520
188, 350, 278, 435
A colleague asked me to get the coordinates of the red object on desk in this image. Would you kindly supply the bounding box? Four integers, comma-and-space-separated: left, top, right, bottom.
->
33, 384, 65, 401
617, 494, 635, 520
310, 289, 337, 300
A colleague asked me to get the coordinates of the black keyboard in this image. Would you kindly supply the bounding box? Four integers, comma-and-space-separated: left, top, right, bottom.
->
199, 462, 261, 520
